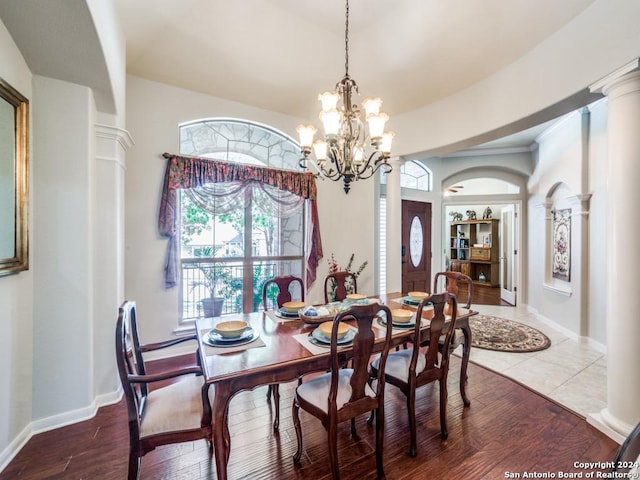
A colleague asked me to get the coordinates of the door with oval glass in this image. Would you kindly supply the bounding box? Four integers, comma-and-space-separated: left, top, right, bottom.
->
401, 200, 432, 293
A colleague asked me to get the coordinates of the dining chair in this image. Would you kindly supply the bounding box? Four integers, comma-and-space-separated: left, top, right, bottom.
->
370, 292, 457, 457
124, 300, 202, 383
292, 302, 394, 479
261, 275, 305, 432
433, 271, 472, 405
324, 270, 358, 303
116, 301, 214, 480
433, 271, 472, 352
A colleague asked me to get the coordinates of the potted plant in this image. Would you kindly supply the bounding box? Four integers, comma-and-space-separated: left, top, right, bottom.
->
191, 264, 227, 317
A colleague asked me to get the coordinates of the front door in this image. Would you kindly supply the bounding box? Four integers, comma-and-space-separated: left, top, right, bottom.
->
401, 200, 432, 293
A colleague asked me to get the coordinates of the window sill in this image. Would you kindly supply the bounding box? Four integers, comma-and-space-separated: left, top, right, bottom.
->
173, 322, 197, 336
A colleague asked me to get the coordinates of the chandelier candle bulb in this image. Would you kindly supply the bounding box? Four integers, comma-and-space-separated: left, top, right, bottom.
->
362, 97, 382, 116
367, 112, 388, 139
381, 131, 395, 154
319, 92, 339, 111
296, 125, 317, 149
313, 140, 328, 160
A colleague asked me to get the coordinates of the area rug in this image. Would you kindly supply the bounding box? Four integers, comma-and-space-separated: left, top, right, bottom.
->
469, 314, 551, 352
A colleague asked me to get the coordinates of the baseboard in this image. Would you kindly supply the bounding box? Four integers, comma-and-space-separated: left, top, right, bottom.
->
525, 303, 607, 354
0, 387, 122, 474
0, 424, 33, 473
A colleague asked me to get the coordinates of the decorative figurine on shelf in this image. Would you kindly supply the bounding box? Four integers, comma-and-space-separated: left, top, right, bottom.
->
482, 206, 493, 219
479, 272, 486, 282
466, 210, 477, 220
449, 211, 463, 221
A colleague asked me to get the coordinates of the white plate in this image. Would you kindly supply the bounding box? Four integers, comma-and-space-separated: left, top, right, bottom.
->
377, 317, 416, 329
310, 327, 356, 345
275, 309, 299, 319
400, 297, 420, 307
206, 326, 255, 344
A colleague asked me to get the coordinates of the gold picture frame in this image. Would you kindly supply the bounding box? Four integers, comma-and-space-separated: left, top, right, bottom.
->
0, 77, 29, 277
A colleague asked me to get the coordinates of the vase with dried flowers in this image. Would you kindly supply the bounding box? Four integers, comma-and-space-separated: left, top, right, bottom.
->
326, 253, 368, 302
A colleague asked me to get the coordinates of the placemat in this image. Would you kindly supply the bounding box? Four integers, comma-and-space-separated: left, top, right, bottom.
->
372, 314, 430, 333
265, 309, 300, 324
200, 329, 266, 356
292, 325, 357, 355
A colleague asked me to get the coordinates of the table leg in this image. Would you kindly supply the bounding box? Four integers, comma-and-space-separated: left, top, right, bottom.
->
459, 322, 472, 407
212, 383, 232, 480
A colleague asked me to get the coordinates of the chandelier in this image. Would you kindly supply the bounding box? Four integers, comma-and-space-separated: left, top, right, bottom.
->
296, 0, 394, 194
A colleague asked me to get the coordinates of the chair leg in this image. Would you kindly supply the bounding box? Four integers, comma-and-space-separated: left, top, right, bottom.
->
272, 384, 280, 432
266, 384, 272, 400
375, 407, 386, 480
128, 452, 140, 480
407, 389, 417, 457
292, 397, 303, 465
328, 420, 341, 480
350, 417, 357, 438
439, 378, 449, 439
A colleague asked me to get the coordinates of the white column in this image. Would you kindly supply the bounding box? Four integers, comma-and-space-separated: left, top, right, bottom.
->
591, 63, 640, 437
386, 157, 402, 293
94, 123, 133, 398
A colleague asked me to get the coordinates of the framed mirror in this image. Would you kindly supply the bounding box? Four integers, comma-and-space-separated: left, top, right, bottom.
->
0, 77, 29, 277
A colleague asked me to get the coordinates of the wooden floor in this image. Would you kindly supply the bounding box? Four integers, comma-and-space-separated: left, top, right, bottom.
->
1, 355, 618, 480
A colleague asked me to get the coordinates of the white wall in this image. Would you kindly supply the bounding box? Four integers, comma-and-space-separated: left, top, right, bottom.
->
0, 17, 34, 470
32, 76, 95, 419
526, 105, 608, 346
1, 2, 127, 469
124, 76, 378, 345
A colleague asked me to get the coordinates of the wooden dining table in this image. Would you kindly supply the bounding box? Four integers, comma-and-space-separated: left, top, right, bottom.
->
195, 292, 477, 480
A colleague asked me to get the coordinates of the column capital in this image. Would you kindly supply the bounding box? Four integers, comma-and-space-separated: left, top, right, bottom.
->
590, 58, 640, 96
567, 193, 592, 212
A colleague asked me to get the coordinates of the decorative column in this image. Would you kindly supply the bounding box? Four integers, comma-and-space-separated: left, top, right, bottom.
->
590, 60, 640, 438
385, 157, 402, 293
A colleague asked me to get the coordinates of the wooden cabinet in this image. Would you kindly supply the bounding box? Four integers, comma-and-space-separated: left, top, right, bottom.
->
449, 219, 500, 286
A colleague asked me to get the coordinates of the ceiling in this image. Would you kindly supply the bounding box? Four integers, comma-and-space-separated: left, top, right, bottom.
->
113, 0, 596, 134
0, 0, 598, 150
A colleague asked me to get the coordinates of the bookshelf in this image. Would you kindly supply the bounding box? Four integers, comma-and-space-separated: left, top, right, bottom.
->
449, 219, 500, 286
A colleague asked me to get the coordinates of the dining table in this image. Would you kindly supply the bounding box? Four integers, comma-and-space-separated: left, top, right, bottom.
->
195, 291, 477, 480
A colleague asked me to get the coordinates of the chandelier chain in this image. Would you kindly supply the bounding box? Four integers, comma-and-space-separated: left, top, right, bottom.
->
344, 0, 349, 76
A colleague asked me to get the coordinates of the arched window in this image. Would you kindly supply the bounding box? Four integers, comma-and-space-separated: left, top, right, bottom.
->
381, 160, 432, 191
178, 119, 305, 320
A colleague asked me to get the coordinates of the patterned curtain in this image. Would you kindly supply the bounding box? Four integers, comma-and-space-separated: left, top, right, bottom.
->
158, 153, 323, 287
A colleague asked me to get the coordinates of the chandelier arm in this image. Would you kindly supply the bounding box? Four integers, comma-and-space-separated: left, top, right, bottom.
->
351, 150, 382, 176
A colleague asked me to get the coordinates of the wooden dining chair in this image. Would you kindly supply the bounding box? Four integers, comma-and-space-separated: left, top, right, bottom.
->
262, 274, 304, 311
370, 292, 457, 457
433, 271, 473, 310
433, 271, 473, 406
116, 301, 214, 480
292, 302, 394, 479
261, 275, 305, 432
324, 270, 358, 303
124, 300, 202, 382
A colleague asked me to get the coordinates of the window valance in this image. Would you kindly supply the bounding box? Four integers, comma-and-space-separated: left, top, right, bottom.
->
158, 153, 323, 287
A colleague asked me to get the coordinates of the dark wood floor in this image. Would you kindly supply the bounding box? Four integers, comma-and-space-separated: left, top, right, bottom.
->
460, 283, 511, 306
1, 355, 618, 480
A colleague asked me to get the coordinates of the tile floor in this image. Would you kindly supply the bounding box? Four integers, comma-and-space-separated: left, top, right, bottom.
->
462, 304, 608, 423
